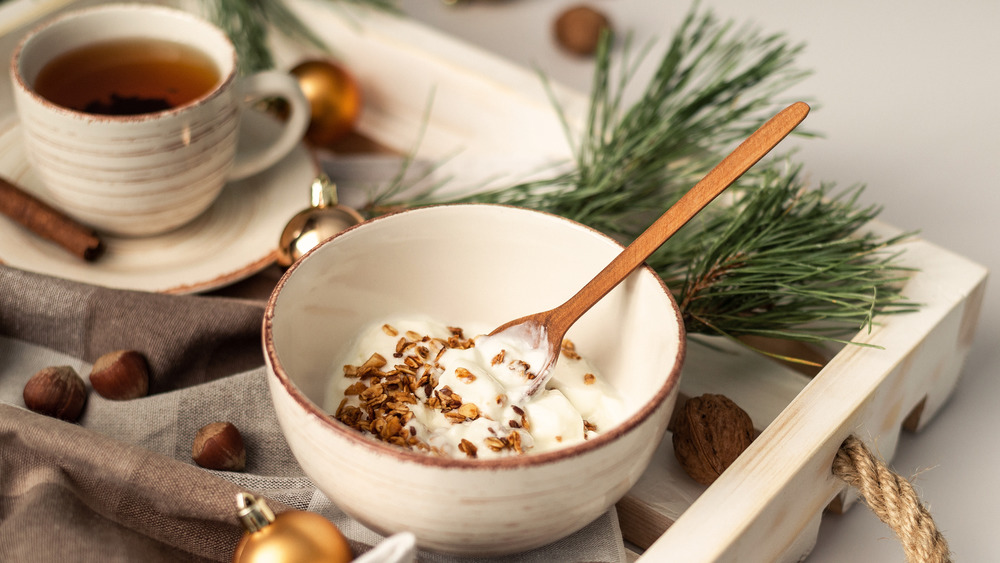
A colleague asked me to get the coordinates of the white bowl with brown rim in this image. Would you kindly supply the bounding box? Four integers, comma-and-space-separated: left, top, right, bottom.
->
263, 204, 685, 555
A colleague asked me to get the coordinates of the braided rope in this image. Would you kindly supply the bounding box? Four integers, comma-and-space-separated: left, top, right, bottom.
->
832, 435, 952, 563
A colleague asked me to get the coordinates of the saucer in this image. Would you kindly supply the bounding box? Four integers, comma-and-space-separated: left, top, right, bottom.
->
0, 111, 316, 293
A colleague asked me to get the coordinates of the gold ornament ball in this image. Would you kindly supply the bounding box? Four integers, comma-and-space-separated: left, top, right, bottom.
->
233, 509, 352, 563
291, 60, 362, 146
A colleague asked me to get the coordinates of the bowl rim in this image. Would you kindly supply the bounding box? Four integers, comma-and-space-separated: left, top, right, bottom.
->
263, 203, 686, 470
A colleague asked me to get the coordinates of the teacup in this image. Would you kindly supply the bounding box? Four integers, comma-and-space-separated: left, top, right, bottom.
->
10, 3, 310, 237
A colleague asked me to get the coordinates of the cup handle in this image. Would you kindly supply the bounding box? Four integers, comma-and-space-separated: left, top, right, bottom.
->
228, 71, 310, 181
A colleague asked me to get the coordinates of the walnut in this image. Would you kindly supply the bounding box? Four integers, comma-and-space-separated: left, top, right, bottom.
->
671, 393, 755, 486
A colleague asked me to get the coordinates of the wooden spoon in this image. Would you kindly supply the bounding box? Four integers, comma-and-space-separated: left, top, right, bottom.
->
489, 101, 810, 400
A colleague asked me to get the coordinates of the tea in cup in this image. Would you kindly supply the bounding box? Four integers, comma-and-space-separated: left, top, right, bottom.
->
10, 3, 311, 237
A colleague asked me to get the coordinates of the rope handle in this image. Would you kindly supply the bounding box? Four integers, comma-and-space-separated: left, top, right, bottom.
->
832, 435, 952, 562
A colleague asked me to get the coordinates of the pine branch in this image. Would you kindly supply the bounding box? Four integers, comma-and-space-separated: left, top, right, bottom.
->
649, 162, 919, 345
373, 4, 917, 353
421, 9, 812, 240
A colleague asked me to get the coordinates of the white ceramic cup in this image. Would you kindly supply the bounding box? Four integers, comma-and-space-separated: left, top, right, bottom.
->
10, 3, 310, 237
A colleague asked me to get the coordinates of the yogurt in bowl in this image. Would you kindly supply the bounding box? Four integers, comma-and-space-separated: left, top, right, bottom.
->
326, 318, 627, 459
263, 204, 684, 555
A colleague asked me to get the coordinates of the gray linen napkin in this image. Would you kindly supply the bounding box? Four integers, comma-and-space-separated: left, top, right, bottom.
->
0, 265, 626, 562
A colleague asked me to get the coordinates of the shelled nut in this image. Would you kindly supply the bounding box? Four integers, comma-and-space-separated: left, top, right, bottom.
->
192, 421, 246, 471
89, 350, 150, 400
23, 365, 87, 421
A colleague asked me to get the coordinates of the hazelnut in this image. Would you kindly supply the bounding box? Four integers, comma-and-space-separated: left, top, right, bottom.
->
553, 4, 612, 56
23, 365, 87, 421
89, 350, 149, 400
671, 393, 755, 486
192, 421, 246, 471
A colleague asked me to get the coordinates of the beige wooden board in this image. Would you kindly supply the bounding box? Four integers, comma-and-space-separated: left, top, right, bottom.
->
264, 0, 582, 193
0, 0, 77, 37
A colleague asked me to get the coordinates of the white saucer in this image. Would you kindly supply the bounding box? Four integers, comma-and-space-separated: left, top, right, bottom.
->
0, 111, 317, 293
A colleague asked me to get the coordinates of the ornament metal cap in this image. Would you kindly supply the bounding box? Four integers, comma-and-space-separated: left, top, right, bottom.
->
236, 493, 275, 533
310, 174, 338, 208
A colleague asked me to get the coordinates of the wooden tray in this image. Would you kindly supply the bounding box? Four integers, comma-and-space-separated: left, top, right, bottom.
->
2, 2, 987, 560
265, 6, 987, 561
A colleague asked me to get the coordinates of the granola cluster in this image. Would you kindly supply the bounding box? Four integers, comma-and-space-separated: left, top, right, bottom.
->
331, 322, 603, 459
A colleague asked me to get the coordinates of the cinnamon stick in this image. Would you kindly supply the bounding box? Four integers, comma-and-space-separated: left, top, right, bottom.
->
0, 176, 104, 261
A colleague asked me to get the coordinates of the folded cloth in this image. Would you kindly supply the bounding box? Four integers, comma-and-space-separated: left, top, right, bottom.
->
0, 265, 627, 562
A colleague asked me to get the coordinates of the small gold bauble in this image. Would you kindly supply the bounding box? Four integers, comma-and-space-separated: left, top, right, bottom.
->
290, 59, 362, 146
232, 494, 352, 563
277, 175, 363, 267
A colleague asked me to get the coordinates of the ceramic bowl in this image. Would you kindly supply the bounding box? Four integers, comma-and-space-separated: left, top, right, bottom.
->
263, 204, 685, 555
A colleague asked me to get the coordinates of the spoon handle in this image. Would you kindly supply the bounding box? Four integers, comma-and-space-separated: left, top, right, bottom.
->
546, 101, 810, 335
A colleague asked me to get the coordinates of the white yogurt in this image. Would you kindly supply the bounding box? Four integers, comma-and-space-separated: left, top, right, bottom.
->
325, 318, 626, 459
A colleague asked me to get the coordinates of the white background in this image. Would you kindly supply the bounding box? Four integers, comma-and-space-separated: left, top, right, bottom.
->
399, 0, 999, 560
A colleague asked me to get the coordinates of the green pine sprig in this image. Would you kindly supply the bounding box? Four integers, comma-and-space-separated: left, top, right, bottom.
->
371, 5, 918, 357
648, 162, 918, 356
405, 8, 813, 241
